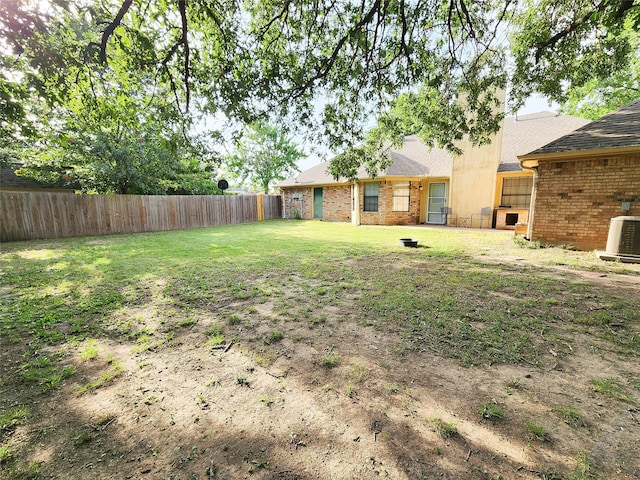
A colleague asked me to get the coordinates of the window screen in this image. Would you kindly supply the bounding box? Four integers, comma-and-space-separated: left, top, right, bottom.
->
392, 181, 410, 211
501, 177, 533, 209
363, 182, 379, 212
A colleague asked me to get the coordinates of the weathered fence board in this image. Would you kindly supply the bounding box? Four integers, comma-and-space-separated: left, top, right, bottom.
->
0, 192, 282, 242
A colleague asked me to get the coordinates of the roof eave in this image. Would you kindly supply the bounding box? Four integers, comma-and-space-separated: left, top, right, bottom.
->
279, 173, 438, 188
518, 145, 640, 170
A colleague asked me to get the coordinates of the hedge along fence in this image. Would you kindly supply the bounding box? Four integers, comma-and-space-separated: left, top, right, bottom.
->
0, 192, 283, 242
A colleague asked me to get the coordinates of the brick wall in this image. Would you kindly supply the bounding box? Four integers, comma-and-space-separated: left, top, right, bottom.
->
360, 181, 421, 225
531, 155, 640, 250
282, 188, 312, 219
322, 185, 352, 222
281, 180, 422, 225
281, 186, 351, 221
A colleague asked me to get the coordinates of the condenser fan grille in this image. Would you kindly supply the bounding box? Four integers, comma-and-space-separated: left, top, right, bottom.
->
606, 216, 640, 256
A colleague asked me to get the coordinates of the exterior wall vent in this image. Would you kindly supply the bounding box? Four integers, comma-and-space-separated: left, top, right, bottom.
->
505, 213, 519, 226
605, 216, 640, 256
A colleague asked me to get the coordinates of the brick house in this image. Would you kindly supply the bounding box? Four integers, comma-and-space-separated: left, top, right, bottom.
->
277, 136, 450, 225
278, 112, 588, 228
519, 99, 640, 251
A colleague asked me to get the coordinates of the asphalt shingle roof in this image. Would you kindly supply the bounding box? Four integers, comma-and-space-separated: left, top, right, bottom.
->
385, 135, 452, 177
0, 168, 44, 189
499, 112, 590, 172
277, 161, 336, 187
278, 111, 591, 186
523, 98, 640, 156
277, 134, 452, 187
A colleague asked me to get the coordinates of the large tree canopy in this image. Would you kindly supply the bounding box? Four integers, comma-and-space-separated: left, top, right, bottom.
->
509, 0, 640, 110
2, 0, 639, 180
1, 0, 222, 193
554, 23, 640, 120
225, 122, 304, 193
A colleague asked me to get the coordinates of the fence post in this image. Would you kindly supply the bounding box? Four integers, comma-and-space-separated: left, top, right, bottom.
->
257, 193, 264, 221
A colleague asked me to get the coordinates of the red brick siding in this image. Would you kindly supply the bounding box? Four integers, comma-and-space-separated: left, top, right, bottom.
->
281, 186, 351, 221
360, 181, 421, 225
281, 181, 422, 225
281, 188, 312, 219
322, 185, 352, 222
531, 155, 640, 250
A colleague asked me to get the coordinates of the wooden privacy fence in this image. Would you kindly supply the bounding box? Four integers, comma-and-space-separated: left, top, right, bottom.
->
0, 192, 282, 242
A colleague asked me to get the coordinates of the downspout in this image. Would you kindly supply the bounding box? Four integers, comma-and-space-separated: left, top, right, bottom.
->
352, 181, 361, 225
281, 191, 286, 219
519, 156, 539, 241
526, 168, 538, 240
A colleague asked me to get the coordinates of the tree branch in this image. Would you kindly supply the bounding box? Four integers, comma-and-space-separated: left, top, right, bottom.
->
456, 0, 476, 40
534, 0, 635, 63
288, 0, 382, 100
178, 0, 190, 111
100, 0, 133, 64
399, 0, 411, 60
159, 1, 190, 115
259, 0, 293, 39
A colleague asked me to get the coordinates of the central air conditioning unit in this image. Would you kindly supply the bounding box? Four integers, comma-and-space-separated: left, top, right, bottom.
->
605, 216, 640, 257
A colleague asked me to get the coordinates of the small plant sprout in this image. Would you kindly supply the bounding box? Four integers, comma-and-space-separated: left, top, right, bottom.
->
253, 350, 272, 367
77, 361, 124, 393
207, 333, 225, 347
504, 377, 521, 395
590, 377, 631, 402
261, 396, 274, 407
205, 325, 223, 336
513, 236, 541, 249
72, 431, 94, 446
0, 442, 12, 463
0, 406, 29, 432
387, 383, 400, 394
78, 339, 99, 361
250, 456, 269, 469
478, 403, 504, 420
571, 451, 596, 480
20, 356, 76, 391
322, 352, 340, 368
553, 405, 587, 428
345, 385, 356, 398
525, 420, 549, 442
179, 317, 196, 328
236, 374, 249, 386
263, 330, 284, 345
348, 362, 370, 383
538, 466, 564, 480
428, 417, 457, 439
321, 345, 340, 368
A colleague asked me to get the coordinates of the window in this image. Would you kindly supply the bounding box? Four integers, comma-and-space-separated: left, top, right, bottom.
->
363, 182, 379, 212
500, 177, 533, 209
392, 181, 410, 211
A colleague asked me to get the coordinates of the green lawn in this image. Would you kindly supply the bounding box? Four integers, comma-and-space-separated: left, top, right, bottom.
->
1, 220, 638, 366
